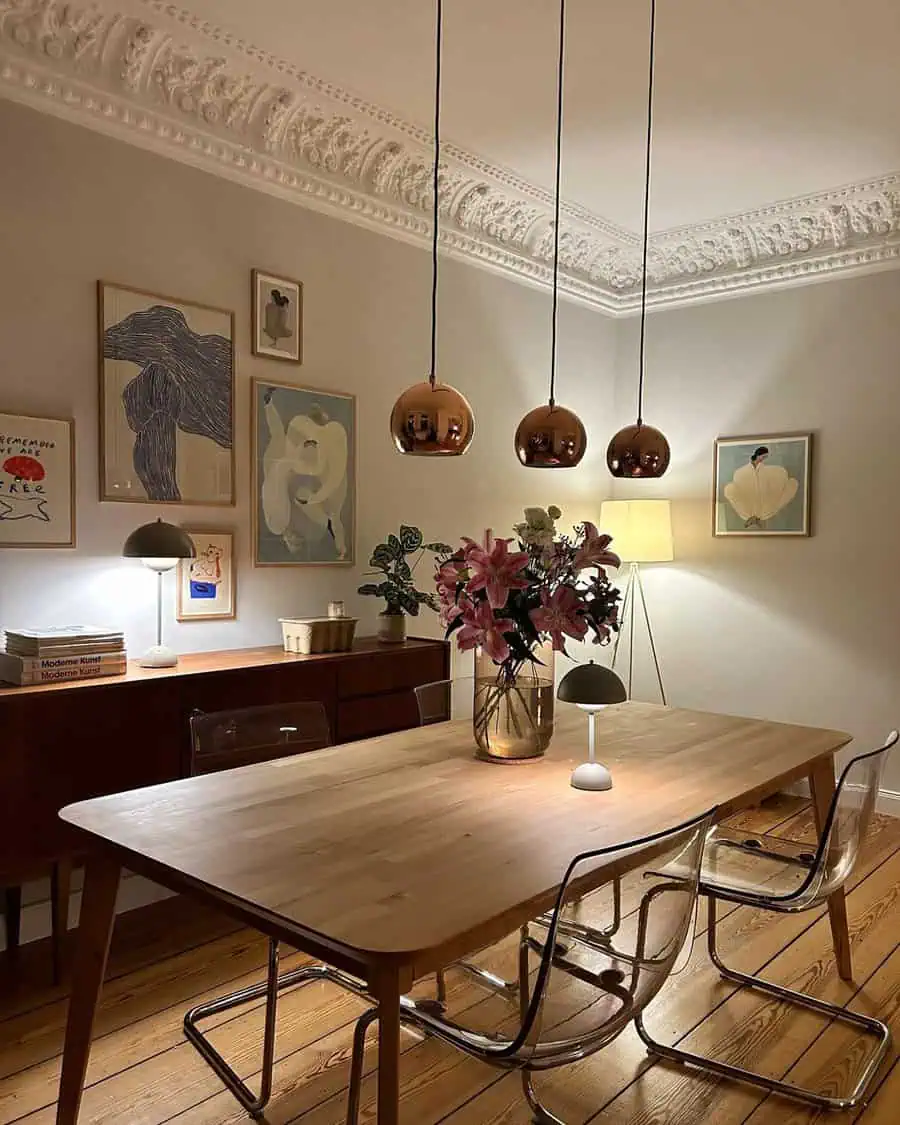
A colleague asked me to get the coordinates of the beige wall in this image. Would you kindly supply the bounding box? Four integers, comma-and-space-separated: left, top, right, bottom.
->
613, 274, 900, 790
1, 98, 898, 793
0, 99, 616, 660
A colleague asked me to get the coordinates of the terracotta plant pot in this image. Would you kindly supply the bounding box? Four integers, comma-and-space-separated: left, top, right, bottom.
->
378, 612, 407, 644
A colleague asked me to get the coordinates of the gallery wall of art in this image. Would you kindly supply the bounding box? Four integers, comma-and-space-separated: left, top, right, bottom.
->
609, 271, 900, 791
0, 99, 616, 658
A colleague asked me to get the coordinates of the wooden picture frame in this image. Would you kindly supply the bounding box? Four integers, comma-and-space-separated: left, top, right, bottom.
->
0, 411, 76, 548
252, 269, 303, 364
251, 377, 356, 566
98, 281, 236, 506
176, 528, 237, 621
713, 432, 813, 537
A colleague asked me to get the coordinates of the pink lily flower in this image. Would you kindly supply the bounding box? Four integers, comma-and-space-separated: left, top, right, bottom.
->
456, 600, 515, 663
574, 527, 621, 572
435, 561, 466, 601
530, 586, 588, 651
464, 538, 530, 609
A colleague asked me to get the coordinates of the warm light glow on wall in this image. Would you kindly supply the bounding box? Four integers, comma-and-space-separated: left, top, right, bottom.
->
600, 499, 673, 563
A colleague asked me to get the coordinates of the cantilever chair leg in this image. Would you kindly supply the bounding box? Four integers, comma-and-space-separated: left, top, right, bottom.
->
521, 1071, 567, 1124
635, 896, 891, 1111
184, 939, 370, 1117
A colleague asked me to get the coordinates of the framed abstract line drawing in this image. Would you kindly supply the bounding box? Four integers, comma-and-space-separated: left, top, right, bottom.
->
714, 433, 813, 537
252, 269, 303, 364
0, 412, 75, 548
251, 378, 355, 566
176, 528, 236, 621
99, 281, 235, 506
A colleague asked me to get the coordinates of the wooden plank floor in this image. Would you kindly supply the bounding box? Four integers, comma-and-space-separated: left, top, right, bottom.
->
2, 794, 899, 1125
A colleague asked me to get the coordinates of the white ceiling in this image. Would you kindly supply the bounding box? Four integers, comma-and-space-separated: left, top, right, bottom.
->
167, 0, 900, 232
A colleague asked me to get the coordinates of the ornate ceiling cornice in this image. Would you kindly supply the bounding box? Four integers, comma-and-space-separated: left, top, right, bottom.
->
1, 0, 898, 314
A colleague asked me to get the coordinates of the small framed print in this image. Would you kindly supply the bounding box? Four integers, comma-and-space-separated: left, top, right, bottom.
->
714, 433, 813, 537
252, 269, 303, 364
0, 412, 75, 548
176, 529, 236, 621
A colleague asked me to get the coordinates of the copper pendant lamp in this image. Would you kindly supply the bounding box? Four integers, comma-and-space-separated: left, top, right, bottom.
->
606, 0, 671, 479
514, 0, 586, 469
389, 0, 474, 456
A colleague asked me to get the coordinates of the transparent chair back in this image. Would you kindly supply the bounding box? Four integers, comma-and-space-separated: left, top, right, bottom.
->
702, 732, 898, 907
435, 810, 713, 1069
189, 701, 332, 775
414, 677, 475, 726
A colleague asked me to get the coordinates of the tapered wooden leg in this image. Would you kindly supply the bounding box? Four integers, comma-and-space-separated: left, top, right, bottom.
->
3, 885, 22, 950
56, 854, 120, 1125
51, 858, 74, 985
809, 754, 853, 982
374, 967, 404, 1125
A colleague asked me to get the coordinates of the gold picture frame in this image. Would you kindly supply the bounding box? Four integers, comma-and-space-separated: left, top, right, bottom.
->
252, 269, 303, 364
251, 377, 356, 566
176, 527, 237, 621
0, 411, 76, 548
98, 280, 236, 506
713, 432, 813, 537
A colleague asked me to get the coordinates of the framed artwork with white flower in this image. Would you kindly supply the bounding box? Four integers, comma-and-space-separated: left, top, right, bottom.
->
714, 433, 812, 537
252, 269, 303, 364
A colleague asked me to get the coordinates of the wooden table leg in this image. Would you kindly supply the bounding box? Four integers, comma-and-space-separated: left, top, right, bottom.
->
809, 755, 853, 982
56, 853, 120, 1125
374, 967, 404, 1125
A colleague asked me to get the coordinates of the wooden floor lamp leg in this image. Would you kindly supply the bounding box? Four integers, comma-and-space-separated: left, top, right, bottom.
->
51, 858, 74, 985
809, 755, 853, 982
374, 967, 404, 1125
56, 853, 120, 1125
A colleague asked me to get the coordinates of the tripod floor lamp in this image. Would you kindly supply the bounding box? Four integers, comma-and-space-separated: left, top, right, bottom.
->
600, 499, 673, 704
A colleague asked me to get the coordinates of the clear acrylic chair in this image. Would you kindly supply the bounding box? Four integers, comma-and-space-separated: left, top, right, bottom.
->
346, 809, 715, 1125
184, 702, 369, 1117
636, 731, 898, 1111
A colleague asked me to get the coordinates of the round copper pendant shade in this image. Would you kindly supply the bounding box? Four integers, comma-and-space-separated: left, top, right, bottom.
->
606, 422, 671, 478
514, 404, 587, 468
390, 379, 475, 456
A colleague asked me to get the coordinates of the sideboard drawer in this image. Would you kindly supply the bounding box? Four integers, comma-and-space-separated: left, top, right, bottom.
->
337, 691, 421, 742
337, 644, 447, 700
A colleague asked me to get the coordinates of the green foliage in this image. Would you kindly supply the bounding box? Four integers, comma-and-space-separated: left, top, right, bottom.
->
358, 525, 447, 616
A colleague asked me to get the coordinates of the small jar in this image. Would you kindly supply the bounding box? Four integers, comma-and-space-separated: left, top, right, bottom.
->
327, 600, 346, 618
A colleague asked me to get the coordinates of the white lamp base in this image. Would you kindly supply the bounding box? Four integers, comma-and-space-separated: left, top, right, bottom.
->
139, 644, 178, 669
570, 762, 613, 791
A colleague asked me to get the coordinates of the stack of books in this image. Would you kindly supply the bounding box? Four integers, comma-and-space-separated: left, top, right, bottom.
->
0, 626, 127, 686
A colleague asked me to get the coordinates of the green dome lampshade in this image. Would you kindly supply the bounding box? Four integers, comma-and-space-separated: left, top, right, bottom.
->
557, 661, 627, 707
123, 519, 196, 563
558, 660, 627, 792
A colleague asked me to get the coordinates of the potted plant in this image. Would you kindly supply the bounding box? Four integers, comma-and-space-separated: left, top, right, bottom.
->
436, 507, 622, 759
358, 525, 450, 644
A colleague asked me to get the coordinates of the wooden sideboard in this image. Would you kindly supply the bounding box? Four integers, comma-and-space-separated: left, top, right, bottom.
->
0, 637, 450, 881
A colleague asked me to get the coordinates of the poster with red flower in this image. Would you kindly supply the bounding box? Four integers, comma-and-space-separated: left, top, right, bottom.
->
0, 413, 75, 547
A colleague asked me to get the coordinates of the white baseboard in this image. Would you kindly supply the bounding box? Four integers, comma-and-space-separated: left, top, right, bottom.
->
5, 872, 175, 950
783, 780, 900, 819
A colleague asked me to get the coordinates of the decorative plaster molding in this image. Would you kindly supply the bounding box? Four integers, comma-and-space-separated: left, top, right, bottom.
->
1, 0, 898, 314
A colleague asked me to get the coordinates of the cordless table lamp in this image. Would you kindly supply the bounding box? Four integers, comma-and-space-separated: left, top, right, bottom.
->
123, 518, 195, 668
557, 661, 627, 791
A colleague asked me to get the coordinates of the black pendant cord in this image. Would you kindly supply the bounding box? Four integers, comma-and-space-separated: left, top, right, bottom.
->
428, 0, 443, 390
548, 0, 566, 410
636, 0, 656, 427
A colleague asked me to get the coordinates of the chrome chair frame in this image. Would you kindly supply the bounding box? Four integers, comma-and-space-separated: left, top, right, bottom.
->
183, 702, 347, 1119
345, 809, 714, 1125
636, 732, 898, 1111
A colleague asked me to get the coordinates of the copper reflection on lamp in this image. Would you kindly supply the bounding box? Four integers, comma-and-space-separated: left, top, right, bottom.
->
514, 404, 587, 468
606, 422, 671, 478
390, 380, 475, 456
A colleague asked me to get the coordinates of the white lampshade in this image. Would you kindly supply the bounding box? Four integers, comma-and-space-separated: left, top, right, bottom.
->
600, 499, 673, 563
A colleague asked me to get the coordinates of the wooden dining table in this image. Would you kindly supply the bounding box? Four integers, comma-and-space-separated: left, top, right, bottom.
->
54, 701, 853, 1125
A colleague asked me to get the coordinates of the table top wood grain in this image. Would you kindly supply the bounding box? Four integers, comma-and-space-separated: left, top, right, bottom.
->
59, 701, 850, 981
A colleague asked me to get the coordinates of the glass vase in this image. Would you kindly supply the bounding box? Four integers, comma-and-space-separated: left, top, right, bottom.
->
473, 642, 555, 761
